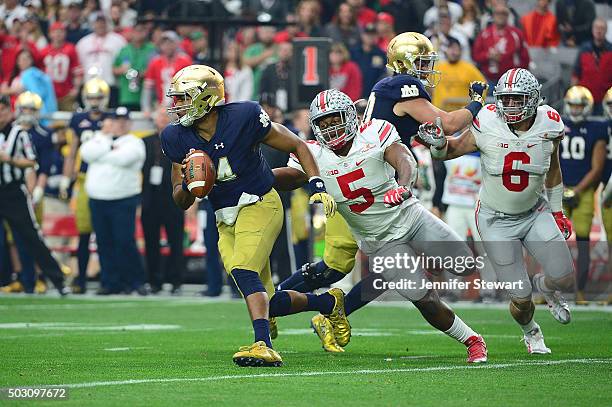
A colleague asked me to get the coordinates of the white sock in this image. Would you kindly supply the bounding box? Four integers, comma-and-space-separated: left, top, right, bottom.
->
444, 315, 478, 344
519, 319, 538, 334
533, 273, 553, 293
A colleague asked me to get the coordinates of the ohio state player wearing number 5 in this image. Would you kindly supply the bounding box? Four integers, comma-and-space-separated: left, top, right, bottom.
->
418, 68, 574, 355
274, 89, 488, 363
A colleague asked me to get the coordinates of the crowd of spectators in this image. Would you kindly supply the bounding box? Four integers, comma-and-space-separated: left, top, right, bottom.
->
0, 0, 610, 296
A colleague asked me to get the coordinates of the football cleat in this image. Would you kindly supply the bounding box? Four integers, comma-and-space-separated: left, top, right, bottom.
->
70, 284, 86, 295
311, 314, 344, 353
34, 279, 47, 294
0, 281, 24, 293
575, 290, 589, 306
464, 335, 487, 364
270, 317, 278, 340
534, 274, 571, 324
232, 341, 283, 367
522, 326, 551, 354
325, 288, 351, 347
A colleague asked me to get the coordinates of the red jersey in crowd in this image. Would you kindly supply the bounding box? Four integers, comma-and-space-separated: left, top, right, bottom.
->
572, 42, 612, 103
144, 53, 193, 103
472, 25, 530, 82
520, 10, 560, 48
41, 42, 82, 99
329, 61, 363, 102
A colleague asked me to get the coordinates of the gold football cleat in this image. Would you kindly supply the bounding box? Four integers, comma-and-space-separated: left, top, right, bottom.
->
232, 341, 283, 367
270, 317, 278, 340
34, 279, 47, 294
311, 314, 344, 353
0, 281, 24, 293
325, 288, 351, 347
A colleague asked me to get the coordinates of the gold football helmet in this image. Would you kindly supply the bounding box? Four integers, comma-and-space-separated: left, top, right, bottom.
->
603, 87, 612, 120
386, 32, 441, 88
563, 85, 593, 122
166, 64, 225, 127
15, 91, 43, 125
82, 78, 110, 112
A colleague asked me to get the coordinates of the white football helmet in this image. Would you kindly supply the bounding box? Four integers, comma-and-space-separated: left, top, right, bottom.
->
309, 89, 358, 151
493, 68, 541, 124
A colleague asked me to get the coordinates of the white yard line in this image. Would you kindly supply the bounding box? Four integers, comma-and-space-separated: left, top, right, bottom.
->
39, 358, 612, 389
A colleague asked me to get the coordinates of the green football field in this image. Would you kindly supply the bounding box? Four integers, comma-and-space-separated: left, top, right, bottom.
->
1, 295, 611, 406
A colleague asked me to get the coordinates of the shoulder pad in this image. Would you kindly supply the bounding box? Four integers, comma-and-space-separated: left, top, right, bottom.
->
471, 104, 499, 133
374, 74, 430, 101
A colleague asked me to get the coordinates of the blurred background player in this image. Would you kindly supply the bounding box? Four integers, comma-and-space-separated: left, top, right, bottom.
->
559, 86, 608, 305
418, 68, 574, 354
60, 77, 110, 294
162, 65, 347, 367
600, 88, 612, 304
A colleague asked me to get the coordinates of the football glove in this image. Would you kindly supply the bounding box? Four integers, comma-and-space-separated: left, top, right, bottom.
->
469, 81, 488, 105
58, 176, 71, 200
383, 186, 412, 207
562, 188, 579, 209
553, 211, 573, 240
417, 117, 446, 148
308, 176, 337, 217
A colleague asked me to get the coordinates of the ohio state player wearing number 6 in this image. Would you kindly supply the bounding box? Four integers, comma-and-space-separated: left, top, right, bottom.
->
417, 68, 574, 355
274, 89, 488, 363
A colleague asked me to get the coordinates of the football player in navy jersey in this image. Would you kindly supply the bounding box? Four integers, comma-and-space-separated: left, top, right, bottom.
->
602, 88, 612, 305
559, 86, 608, 305
161, 65, 349, 367
276, 33, 489, 329
60, 78, 110, 294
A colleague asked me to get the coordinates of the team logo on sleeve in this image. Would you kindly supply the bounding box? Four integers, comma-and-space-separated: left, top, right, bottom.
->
401, 85, 419, 98
259, 110, 270, 127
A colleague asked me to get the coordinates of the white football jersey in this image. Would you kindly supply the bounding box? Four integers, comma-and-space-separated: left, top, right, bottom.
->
288, 119, 418, 241
471, 104, 564, 214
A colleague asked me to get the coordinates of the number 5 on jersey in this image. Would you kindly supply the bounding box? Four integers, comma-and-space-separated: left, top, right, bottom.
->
336, 169, 374, 213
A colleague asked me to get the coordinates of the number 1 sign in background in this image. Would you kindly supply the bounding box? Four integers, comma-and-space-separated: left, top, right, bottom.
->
291, 38, 332, 110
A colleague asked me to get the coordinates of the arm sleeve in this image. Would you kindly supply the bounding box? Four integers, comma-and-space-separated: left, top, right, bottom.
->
80, 133, 112, 163
248, 102, 272, 144
160, 127, 184, 164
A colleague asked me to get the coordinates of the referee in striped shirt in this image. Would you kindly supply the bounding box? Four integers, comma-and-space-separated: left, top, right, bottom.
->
0, 96, 67, 295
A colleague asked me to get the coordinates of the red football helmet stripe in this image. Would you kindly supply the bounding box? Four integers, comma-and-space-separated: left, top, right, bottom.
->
319, 91, 327, 112
507, 68, 518, 90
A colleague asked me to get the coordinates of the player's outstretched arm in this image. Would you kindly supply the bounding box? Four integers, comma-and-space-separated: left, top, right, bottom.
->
272, 167, 308, 191
396, 82, 487, 135
171, 162, 196, 210
417, 119, 478, 160
263, 123, 336, 217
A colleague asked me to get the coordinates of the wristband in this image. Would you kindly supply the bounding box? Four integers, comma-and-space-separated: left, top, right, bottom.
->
546, 183, 563, 213
430, 140, 448, 159
181, 180, 189, 192
308, 176, 326, 195
464, 101, 483, 118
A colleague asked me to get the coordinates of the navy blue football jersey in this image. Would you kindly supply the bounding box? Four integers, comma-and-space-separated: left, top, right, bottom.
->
603, 120, 612, 184
161, 101, 275, 211
27, 125, 55, 176
69, 111, 108, 173
365, 74, 431, 145
559, 118, 608, 187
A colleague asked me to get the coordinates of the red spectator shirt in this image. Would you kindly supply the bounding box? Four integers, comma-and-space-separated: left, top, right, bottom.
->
144, 53, 193, 103
0, 34, 43, 83
572, 42, 612, 103
520, 11, 560, 47
472, 25, 530, 82
41, 42, 81, 99
356, 7, 377, 28
329, 61, 363, 101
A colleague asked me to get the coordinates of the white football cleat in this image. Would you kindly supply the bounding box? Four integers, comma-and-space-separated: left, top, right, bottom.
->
522, 326, 551, 354
534, 274, 571, 324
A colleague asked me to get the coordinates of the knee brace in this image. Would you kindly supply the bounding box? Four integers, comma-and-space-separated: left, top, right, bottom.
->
509, 296, 534, 313
231, 269, 266, 297
301, 261, 345, 290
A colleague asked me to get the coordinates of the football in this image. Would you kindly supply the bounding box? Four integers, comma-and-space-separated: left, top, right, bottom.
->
184, 149, 216, 198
